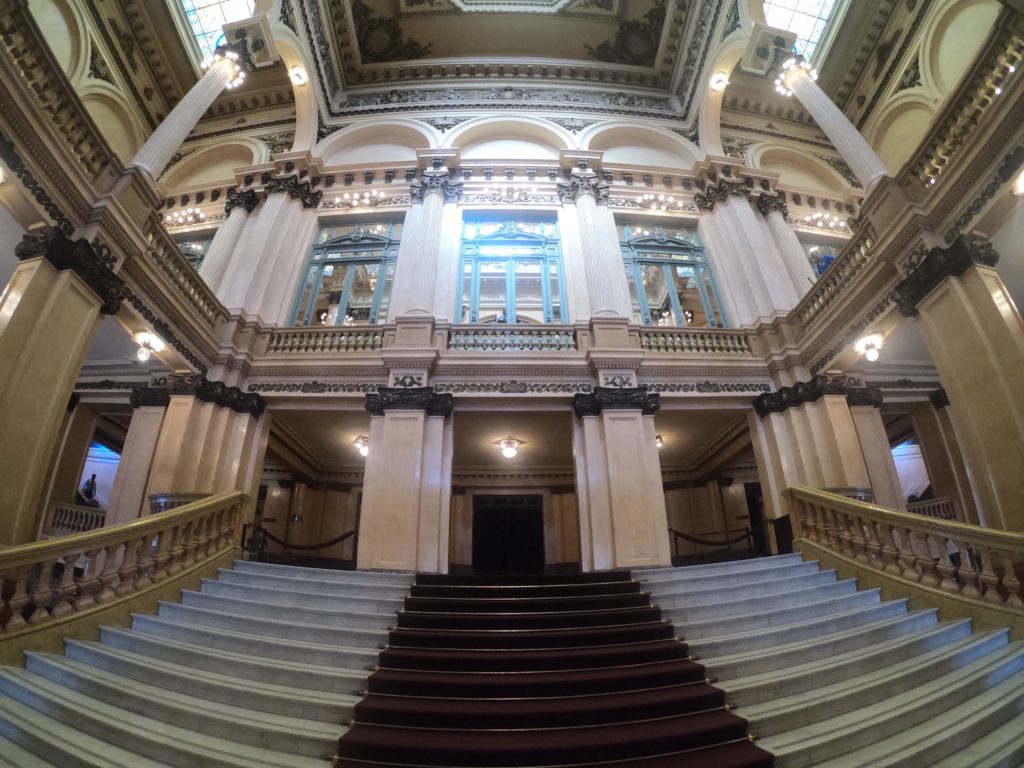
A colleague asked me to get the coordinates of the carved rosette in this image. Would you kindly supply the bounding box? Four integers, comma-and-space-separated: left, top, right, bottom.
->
152, 372, 266, 417
573, 386, 660, 418
556, 172, 610, 205
130, 386, 171, 408
895, 235, 999, 317
752, 375, 881, 416
224, 187, 260, 215
694, 182, 750, 212
756, 191, 789, 219
365, 386, 453, 417
264, 176, 323, 209
15, 227, 125, 315
410, 171, 463, 204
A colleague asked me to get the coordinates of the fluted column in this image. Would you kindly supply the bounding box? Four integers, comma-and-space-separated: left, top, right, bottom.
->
394, 169, 463, 316
780, 61, 889, 189
199, 188, 259, 292
558, 169, 631, 317
131, 56, 239, 179
757, 192, 818, 297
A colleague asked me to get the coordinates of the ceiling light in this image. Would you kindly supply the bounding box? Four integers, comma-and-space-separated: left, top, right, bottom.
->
133, 331, 166, 362
854, 333, 884, 362
289, 66, 308, 86
655, 435, 664, 449
164, 207, 206, 226
203, 48, 246, 89
497, 437, 523, 459
354, 435, 369, 457
1014, 169, 1024, 197
710, 71, 729, 91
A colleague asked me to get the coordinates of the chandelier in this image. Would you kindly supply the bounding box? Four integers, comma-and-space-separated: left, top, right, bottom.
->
202, 48, 245, 89
164, 207, 207, 226
775, 57, 817, 97
334, 190, 388, 208
132, 331, 166, 362
802, 211, 844, 230
639, 193, 683, 211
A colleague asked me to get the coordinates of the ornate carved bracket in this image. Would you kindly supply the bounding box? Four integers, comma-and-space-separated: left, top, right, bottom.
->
752, 375, 880, 416
410, 171, 463, 204
573, 386, 660, 418
756, 191, 789, 219
130, 386, 171, 408
929, 388, 951, 410
846, 386, 884, 408
264, 175, 322, 209
695, 181, 750, 212
556, 171, 610, 205
895, 235, 999, 317
365, 386, 453, 417
15, 227, 124, 315
224, 187, 260, 215
153, 372, 267, 417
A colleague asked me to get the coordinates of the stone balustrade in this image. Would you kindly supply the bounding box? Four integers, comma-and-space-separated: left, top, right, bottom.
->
44, 503, 106, 536
636, 327, 753, 354
146, 224, 225, 329
786, 486, 1023, 609
267, 326, 385, 353
907, 496, 960, 522
0, 491, 245, 634
448, 325, 577, 352
792, 229, 876, 328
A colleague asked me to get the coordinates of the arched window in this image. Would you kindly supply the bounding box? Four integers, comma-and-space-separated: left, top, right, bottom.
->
763, 0, 840, 62
619, 223, 727, 328
291, 222, 401, 326
458, 219, 566, 324
180, 0, 255, 60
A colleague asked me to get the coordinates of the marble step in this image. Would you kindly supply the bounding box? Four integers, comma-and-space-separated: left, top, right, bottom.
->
671, 588, 883, 640
638, 557, 818, 589
0, 668, 328, 768
154, 602, 389, 647
743, 629, 1010, 736
637, 553, 804, 579
99, 626, 370, 694
23, 653, 340, 758
686, 598, 910, 658
0, 696, 169, 768
719, 617, 971, 705
231, 560, 412, 586
197, 578, 406, 614
651, 569, 840, 609
703, 608, 938, 679
65, 637, 360, 722
215, 568, 412, 599
128, 613, 381, 666
0, 734, 60, 767
178, 590, 395, 630
759, 641, 1024, 768
928, 700, 1024, 768
662, 579, 858, 622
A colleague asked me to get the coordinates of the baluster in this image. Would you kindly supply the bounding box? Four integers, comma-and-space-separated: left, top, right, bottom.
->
933, 537, 961, 593
95, 543, 121, 603
181, 519, 200, 567
2, 566, 32, 631
135, 534, 157, 588
977, 547, 1005, 604
956, 541, 981, 599
26, 561, 54, 624
193, 513, 212, 560
896, 527, 922, 582
167, 524, 187, 575
116, 537, 141, 597
72, 548, 103, 611
837, 511, 855, 559
151, 528, 173, 583
851, 514, 870, 564
49, 553, 80, 619
863, 519, 885, 569
1002, 552, 1023, 607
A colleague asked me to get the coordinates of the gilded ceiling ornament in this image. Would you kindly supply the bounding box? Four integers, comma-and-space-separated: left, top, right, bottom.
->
584, 0, 666, 66
352, 0, 434, 63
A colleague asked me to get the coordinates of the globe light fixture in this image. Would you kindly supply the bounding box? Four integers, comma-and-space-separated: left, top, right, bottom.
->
655, 434, 664, 449
289, 66, 308, 86
132, 331, 166, 362
855, 333, 884, 362
497, 437, 523, 459
164, 207, 206, 226
354, 435, 369, 457
710, 71, 729, 91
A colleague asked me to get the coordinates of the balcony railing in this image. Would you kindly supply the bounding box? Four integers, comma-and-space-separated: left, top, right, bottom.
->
637, 327, 753, 354
267, 327, 386, 353
791, 229, 875, 329
44, 503, 106, 537
907, 496, 960, 522
448, 326, 577, 352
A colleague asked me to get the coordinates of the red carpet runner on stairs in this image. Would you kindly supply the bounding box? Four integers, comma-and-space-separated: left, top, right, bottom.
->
335, 570, 773, 768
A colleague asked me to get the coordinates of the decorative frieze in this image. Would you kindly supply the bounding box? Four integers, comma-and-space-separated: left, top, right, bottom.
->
432, 381, 592, 394
646, 381, 771, 394
410, 170, 463, 203
845, 386, 884, 408
365, 386, 453, 417
264, 175, 323, 208
130, 386, 171, 408
248, 381, 381, 393
0, 135, 74, 233
15, 228, 124, 316
753, 375, 884, 416
895, 235, 999, 318
153, 372, 267, 417
573, 386, 660, 418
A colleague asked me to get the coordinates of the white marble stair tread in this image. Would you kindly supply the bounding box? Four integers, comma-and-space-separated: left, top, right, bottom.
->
662, 579, 857, 621
22, 653, 341, 757
637, 553, 804, 579
128, 613, 382, 665
0, 696, 173, 768
651, 569, 839, 607
670, 588, 882, 639
757, 641, 1024, 767
99, 625, 370, 694
701, 607, 937, 678
198, 578, 406, 613
65, 638, 361, 722
215, 568, 412, 598
638, 559, 818, 589
813, 667, 1024, 768
178, 590, 394, 629
740, 629, 1009, 735
0, 734, 61, 768
0, 668, 328, 768
231, 560, 412, 585
685, 598, 909, 658
718, 617, 971, 706
154, 602, 390, 647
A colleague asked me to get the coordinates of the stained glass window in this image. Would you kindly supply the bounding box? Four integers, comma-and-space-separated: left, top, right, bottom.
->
763, 0, 838, 61
180, 0, 254, 60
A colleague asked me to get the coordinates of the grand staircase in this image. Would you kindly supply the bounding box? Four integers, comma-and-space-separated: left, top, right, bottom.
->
0, 555, 1023, 766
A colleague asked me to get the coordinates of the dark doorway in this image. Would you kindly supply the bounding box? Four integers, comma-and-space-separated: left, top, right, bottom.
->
472, 495, 545, 575
744, 482, 768, 555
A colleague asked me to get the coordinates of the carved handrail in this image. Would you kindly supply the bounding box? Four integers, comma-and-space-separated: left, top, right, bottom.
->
0, 491, 245, 634
636, 327, 753, 354
785, 486, 1023, 609
448, 325, 577, 352
267, 326, 386, 353
45, 503, 106, 536
907, 496, 960, 522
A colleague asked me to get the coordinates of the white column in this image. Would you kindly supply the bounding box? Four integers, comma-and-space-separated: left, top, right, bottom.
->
395, 170, 461, 316
131, 60, 235, 179
783, 64, 889, 189
757, 193, 818, 298
198, 190, 258, 292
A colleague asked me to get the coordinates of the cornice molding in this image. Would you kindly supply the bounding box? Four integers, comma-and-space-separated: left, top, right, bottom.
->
365, 386, 453, 417
895, 235, 999, 318
752, 374, 882, 416
573, 386, 660, 418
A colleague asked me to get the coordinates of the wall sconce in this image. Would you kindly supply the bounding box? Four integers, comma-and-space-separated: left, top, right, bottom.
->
497, 437, 523, 458
289, 66, 308, 86
710, 71, 729, 91
132, 331, 166, 362
855, 333, 884, 362
354, 435, 369, 457
655, 435, 664, 449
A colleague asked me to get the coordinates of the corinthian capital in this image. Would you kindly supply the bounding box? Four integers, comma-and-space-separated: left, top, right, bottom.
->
756, 191, 789, 219
556, 170, 610, 205
225, 187, 260, 215
410, 170, 463, 204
